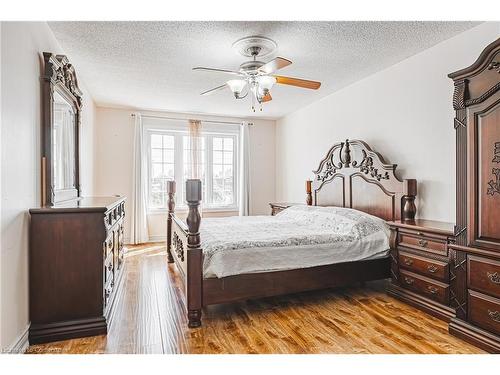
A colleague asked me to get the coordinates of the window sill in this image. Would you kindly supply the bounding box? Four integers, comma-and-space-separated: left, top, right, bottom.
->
148, 207, 239, 215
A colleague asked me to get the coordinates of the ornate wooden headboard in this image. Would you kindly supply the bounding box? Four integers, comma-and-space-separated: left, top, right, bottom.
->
306, 139, 417, 221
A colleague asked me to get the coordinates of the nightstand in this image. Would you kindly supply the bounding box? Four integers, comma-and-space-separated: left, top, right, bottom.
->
386, 219, 456, 322
269, 202, 300, 216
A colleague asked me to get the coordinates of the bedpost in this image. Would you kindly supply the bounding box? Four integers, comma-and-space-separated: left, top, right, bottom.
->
185, 179, 203, 328
306, 180, 313, 206
166, 180, 176, 263
401, 179, 417, 222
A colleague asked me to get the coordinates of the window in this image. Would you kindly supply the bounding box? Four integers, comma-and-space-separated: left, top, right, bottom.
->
149, 134, 175, 208
146, 123, 239, 212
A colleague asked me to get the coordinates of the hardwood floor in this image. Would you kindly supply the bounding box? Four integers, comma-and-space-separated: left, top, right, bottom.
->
27, 243, 484, 354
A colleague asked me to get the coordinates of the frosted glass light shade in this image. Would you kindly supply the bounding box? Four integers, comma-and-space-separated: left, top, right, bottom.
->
227, 79, 247, 95
257, 75, 276, 92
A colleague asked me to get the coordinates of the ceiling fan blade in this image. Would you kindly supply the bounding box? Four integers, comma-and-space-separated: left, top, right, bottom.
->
200, 84, 228, 96
274, 76, 321, 90
262, 92, 272, 102
258, 57, 292, 74
193, 67, 242, 76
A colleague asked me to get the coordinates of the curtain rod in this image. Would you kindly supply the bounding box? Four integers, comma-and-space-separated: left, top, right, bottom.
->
131, 113, 253, 126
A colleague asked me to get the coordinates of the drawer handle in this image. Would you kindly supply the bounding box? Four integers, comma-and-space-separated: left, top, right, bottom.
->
427, 286, 438, 294
488, 310, 500, 323
403, 258, 413, 266
487, 272, 500, 284
427, 265, 438, 273
404, 277, 414, 285
417, 232, 424, 236
418, 239, 428, 247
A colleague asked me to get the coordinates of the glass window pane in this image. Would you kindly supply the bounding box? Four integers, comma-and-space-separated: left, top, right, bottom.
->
151, 148, 162, 162
213, 137, 223, 150
213, 164, 223, 179
163, 135, 174, 149
224, 138, 234, 151
164, 149, 174, 163
151, 134, 162, 148
151, 178, 163, 193
150, 192, 164, 208
223, 151, 233, 164
213, 151, 223, 164
165, 164, 175, 179
152, 163, 163, 178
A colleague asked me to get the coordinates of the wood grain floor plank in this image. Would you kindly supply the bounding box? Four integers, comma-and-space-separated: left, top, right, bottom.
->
26, 243, 485, 354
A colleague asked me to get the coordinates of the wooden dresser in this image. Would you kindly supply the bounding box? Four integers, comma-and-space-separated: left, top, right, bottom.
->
447, 38, 500, 353
29, 196, 126, 344
387, 220, 456, 322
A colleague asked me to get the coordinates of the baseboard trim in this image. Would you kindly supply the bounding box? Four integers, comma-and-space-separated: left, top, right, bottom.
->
3, 324, 29, 354
124, 236, 166, 245
387, 283, 456, 322
29, 317, 107, 345
148, 235, 166, 242
449, 318, 500, 353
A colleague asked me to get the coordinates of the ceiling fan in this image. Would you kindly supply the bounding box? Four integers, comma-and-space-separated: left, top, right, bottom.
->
193, 36, 321, 112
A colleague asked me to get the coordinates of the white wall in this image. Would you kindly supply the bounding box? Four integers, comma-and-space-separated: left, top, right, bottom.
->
94, 107, 276, 242
0, 22, 97, 351
276, 22, 500, 223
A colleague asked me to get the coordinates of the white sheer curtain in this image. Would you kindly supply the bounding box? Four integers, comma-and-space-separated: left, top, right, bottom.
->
188, 119, 204, 213
239, 122, 251, 216
188, 119, 203, 179
130, 113, 150, 244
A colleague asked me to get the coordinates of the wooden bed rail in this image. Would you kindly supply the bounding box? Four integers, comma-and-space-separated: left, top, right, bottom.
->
166, 179, 203, 328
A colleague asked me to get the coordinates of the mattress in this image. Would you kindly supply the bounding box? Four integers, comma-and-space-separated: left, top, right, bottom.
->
200, 205, 390, 278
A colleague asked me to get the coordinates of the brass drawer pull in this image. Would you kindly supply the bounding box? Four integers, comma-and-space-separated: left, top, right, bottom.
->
488, 310, 500, 323
427, 265, 438, 273
427, 286, 438, 294
403, 258, 413, 266
487, 272, 500, 284
417, 232, 424, 236
418, 239, 428, 247
404, 277, 414, 285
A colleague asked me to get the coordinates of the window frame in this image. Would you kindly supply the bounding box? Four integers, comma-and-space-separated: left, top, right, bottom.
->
144, 119, 240, 214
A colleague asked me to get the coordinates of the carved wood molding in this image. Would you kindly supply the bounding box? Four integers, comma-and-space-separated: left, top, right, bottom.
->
42, 52, 83, 107
172, 232, 185, 262
487, 141, 500, 196
453, 79, 467, 110
313, 139, 394, 183
488, 61, 500, 74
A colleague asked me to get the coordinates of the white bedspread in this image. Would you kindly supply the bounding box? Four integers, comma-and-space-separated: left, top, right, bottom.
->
200, 205, 390, 278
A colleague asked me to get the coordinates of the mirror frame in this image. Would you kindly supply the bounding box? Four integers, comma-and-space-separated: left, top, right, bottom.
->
41, 52, 83, 206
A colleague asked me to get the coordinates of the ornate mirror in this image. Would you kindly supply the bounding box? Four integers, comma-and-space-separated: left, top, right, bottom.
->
41, 52, 83, 206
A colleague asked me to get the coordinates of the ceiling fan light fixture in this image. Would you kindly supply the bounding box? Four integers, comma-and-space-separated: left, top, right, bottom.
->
226, 79, 247, 97
257, 75, 276, 96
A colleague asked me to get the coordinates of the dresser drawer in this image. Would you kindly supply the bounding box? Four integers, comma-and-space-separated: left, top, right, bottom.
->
468, 290, 500, 336
400, 270, 450, 305
399, 251, 449, 282
468, 255, 500, 299
399, 233, 447, 255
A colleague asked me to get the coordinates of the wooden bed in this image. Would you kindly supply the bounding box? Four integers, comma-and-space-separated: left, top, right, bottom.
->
166, 139, 417, 327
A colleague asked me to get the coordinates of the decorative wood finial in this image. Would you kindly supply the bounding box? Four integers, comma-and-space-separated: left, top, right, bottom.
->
306, 180, 313, 205
340, 139, 352, 167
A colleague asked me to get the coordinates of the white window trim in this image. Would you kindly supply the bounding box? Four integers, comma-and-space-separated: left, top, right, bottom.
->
144, 119, 240, 214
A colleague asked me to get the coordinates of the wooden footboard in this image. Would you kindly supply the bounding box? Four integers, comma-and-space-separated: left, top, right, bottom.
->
166, 179, 203, 328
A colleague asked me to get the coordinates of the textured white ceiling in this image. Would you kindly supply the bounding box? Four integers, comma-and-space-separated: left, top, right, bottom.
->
48, 21, 479, 119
